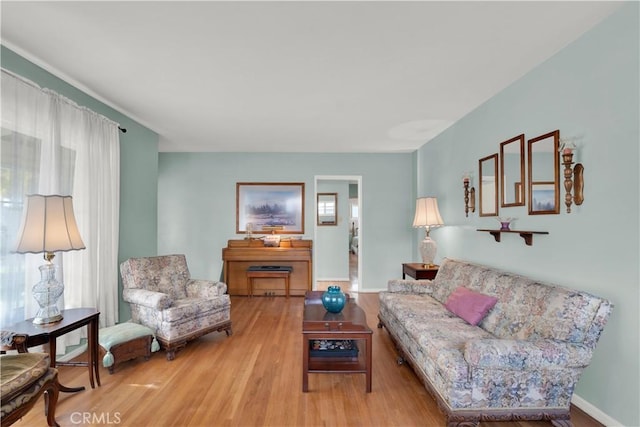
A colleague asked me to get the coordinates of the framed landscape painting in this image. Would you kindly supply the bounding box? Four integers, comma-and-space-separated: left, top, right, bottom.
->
531, 184, 557, 213
236, 182, 305, 234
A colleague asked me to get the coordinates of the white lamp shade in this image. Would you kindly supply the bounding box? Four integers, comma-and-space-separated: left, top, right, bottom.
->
14, 194, 85, 254
412, 197, 444, 228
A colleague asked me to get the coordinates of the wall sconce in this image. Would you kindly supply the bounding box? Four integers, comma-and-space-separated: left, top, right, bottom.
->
559, 140, 585, 213
463, 173, 476, 217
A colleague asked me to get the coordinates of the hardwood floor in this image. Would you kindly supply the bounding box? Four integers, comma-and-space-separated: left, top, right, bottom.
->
20, 294, 603, 426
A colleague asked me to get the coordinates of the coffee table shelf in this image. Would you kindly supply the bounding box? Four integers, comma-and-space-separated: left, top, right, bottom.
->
308, 340, 365, 371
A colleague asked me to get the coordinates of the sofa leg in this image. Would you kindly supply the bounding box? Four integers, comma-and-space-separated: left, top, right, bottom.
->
225, 327, 233, 336
396, 356, 405, 365
165, 350, 176, 361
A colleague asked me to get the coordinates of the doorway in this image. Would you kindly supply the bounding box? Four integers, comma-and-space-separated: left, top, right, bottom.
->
314, 176, 362, 293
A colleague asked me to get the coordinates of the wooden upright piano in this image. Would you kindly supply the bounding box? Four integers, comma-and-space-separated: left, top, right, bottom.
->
222, 239, 312, 296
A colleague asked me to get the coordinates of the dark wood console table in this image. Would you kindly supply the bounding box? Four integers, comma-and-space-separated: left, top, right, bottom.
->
7, 307, 100, 393
222, 239, 312, 296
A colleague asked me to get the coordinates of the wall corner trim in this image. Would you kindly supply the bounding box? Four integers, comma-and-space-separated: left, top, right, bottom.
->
571, 394, 623, 427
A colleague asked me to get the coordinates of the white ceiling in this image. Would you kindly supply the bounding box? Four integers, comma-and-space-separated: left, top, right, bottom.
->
1, 1, 622, 153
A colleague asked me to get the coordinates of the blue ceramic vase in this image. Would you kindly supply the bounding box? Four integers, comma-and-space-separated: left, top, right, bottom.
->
322, 285, 346, 313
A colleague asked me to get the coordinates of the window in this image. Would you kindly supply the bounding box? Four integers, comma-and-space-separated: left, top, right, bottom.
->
318, 201, 335, 215
0, 128, 75, 326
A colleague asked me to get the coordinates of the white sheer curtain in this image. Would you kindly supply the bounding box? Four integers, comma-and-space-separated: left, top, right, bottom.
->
1, 69, 120, 353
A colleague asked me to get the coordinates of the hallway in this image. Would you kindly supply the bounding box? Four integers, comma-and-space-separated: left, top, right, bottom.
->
316, 251, 358, 293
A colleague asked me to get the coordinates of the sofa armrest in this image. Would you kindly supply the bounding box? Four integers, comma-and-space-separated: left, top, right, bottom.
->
387, 279, 435, 294
186, 279, 227, 299
123, 288, 173, 310
464, 338, 593, 370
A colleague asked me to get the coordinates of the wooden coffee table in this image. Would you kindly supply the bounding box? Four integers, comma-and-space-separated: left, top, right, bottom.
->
302, 291, 373, 392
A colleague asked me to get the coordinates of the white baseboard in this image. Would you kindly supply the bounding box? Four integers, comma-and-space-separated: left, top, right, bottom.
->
572, 394, 623, 426
360, 288, 386, 293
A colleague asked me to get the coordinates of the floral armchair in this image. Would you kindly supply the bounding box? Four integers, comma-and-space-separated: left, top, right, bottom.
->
1, 332, 60, 427
120, 254, 232, 360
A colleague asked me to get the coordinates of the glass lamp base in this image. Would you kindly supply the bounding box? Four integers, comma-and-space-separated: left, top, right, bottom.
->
33, 312, 63, 325
32, 263, 64, 325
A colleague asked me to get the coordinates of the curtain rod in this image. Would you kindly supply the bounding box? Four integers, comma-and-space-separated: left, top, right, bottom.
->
3, 68, 125, 133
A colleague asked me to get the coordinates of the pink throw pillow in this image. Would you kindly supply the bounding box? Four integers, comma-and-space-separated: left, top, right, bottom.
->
444, 286, 498, 326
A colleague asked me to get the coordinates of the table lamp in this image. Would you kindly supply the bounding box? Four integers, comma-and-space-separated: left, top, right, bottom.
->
14, 194, 85, 324
412, 197, 444, 268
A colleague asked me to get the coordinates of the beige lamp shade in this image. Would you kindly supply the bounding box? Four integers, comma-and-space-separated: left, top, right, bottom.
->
412, 197, 444, 229
14, 194, 85, 256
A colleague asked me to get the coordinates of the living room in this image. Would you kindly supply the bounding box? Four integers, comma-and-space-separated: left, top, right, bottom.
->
1, 2, 638, 426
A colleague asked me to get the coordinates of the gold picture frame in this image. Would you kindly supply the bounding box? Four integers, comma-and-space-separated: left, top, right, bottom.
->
236, 182, 305, 234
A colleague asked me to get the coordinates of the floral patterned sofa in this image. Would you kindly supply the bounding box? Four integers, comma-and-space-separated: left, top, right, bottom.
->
121, 255, 232, 361
378, 258, 612, 427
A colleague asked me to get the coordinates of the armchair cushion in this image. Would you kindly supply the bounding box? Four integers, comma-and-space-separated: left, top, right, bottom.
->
161, 297, 229, 323
0, 333, 60, 427
1, 353, 50, 403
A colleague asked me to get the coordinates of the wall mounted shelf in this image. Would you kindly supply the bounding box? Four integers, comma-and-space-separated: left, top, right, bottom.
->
477, 229, 549, 246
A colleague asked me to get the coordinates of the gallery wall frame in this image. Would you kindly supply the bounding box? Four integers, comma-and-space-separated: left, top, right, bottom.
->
527, 130, 560, 215
500, 134, 525, 207
479, 153, 499, 217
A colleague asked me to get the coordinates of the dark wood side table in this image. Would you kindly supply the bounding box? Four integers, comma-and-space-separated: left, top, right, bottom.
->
7, 307, 101, 393
402, 263, 439, 280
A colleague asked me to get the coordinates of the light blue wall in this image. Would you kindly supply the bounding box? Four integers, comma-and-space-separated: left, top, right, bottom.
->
415, 4, 639, 425
157, 153, 414, 291
1, 46, 160, 322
